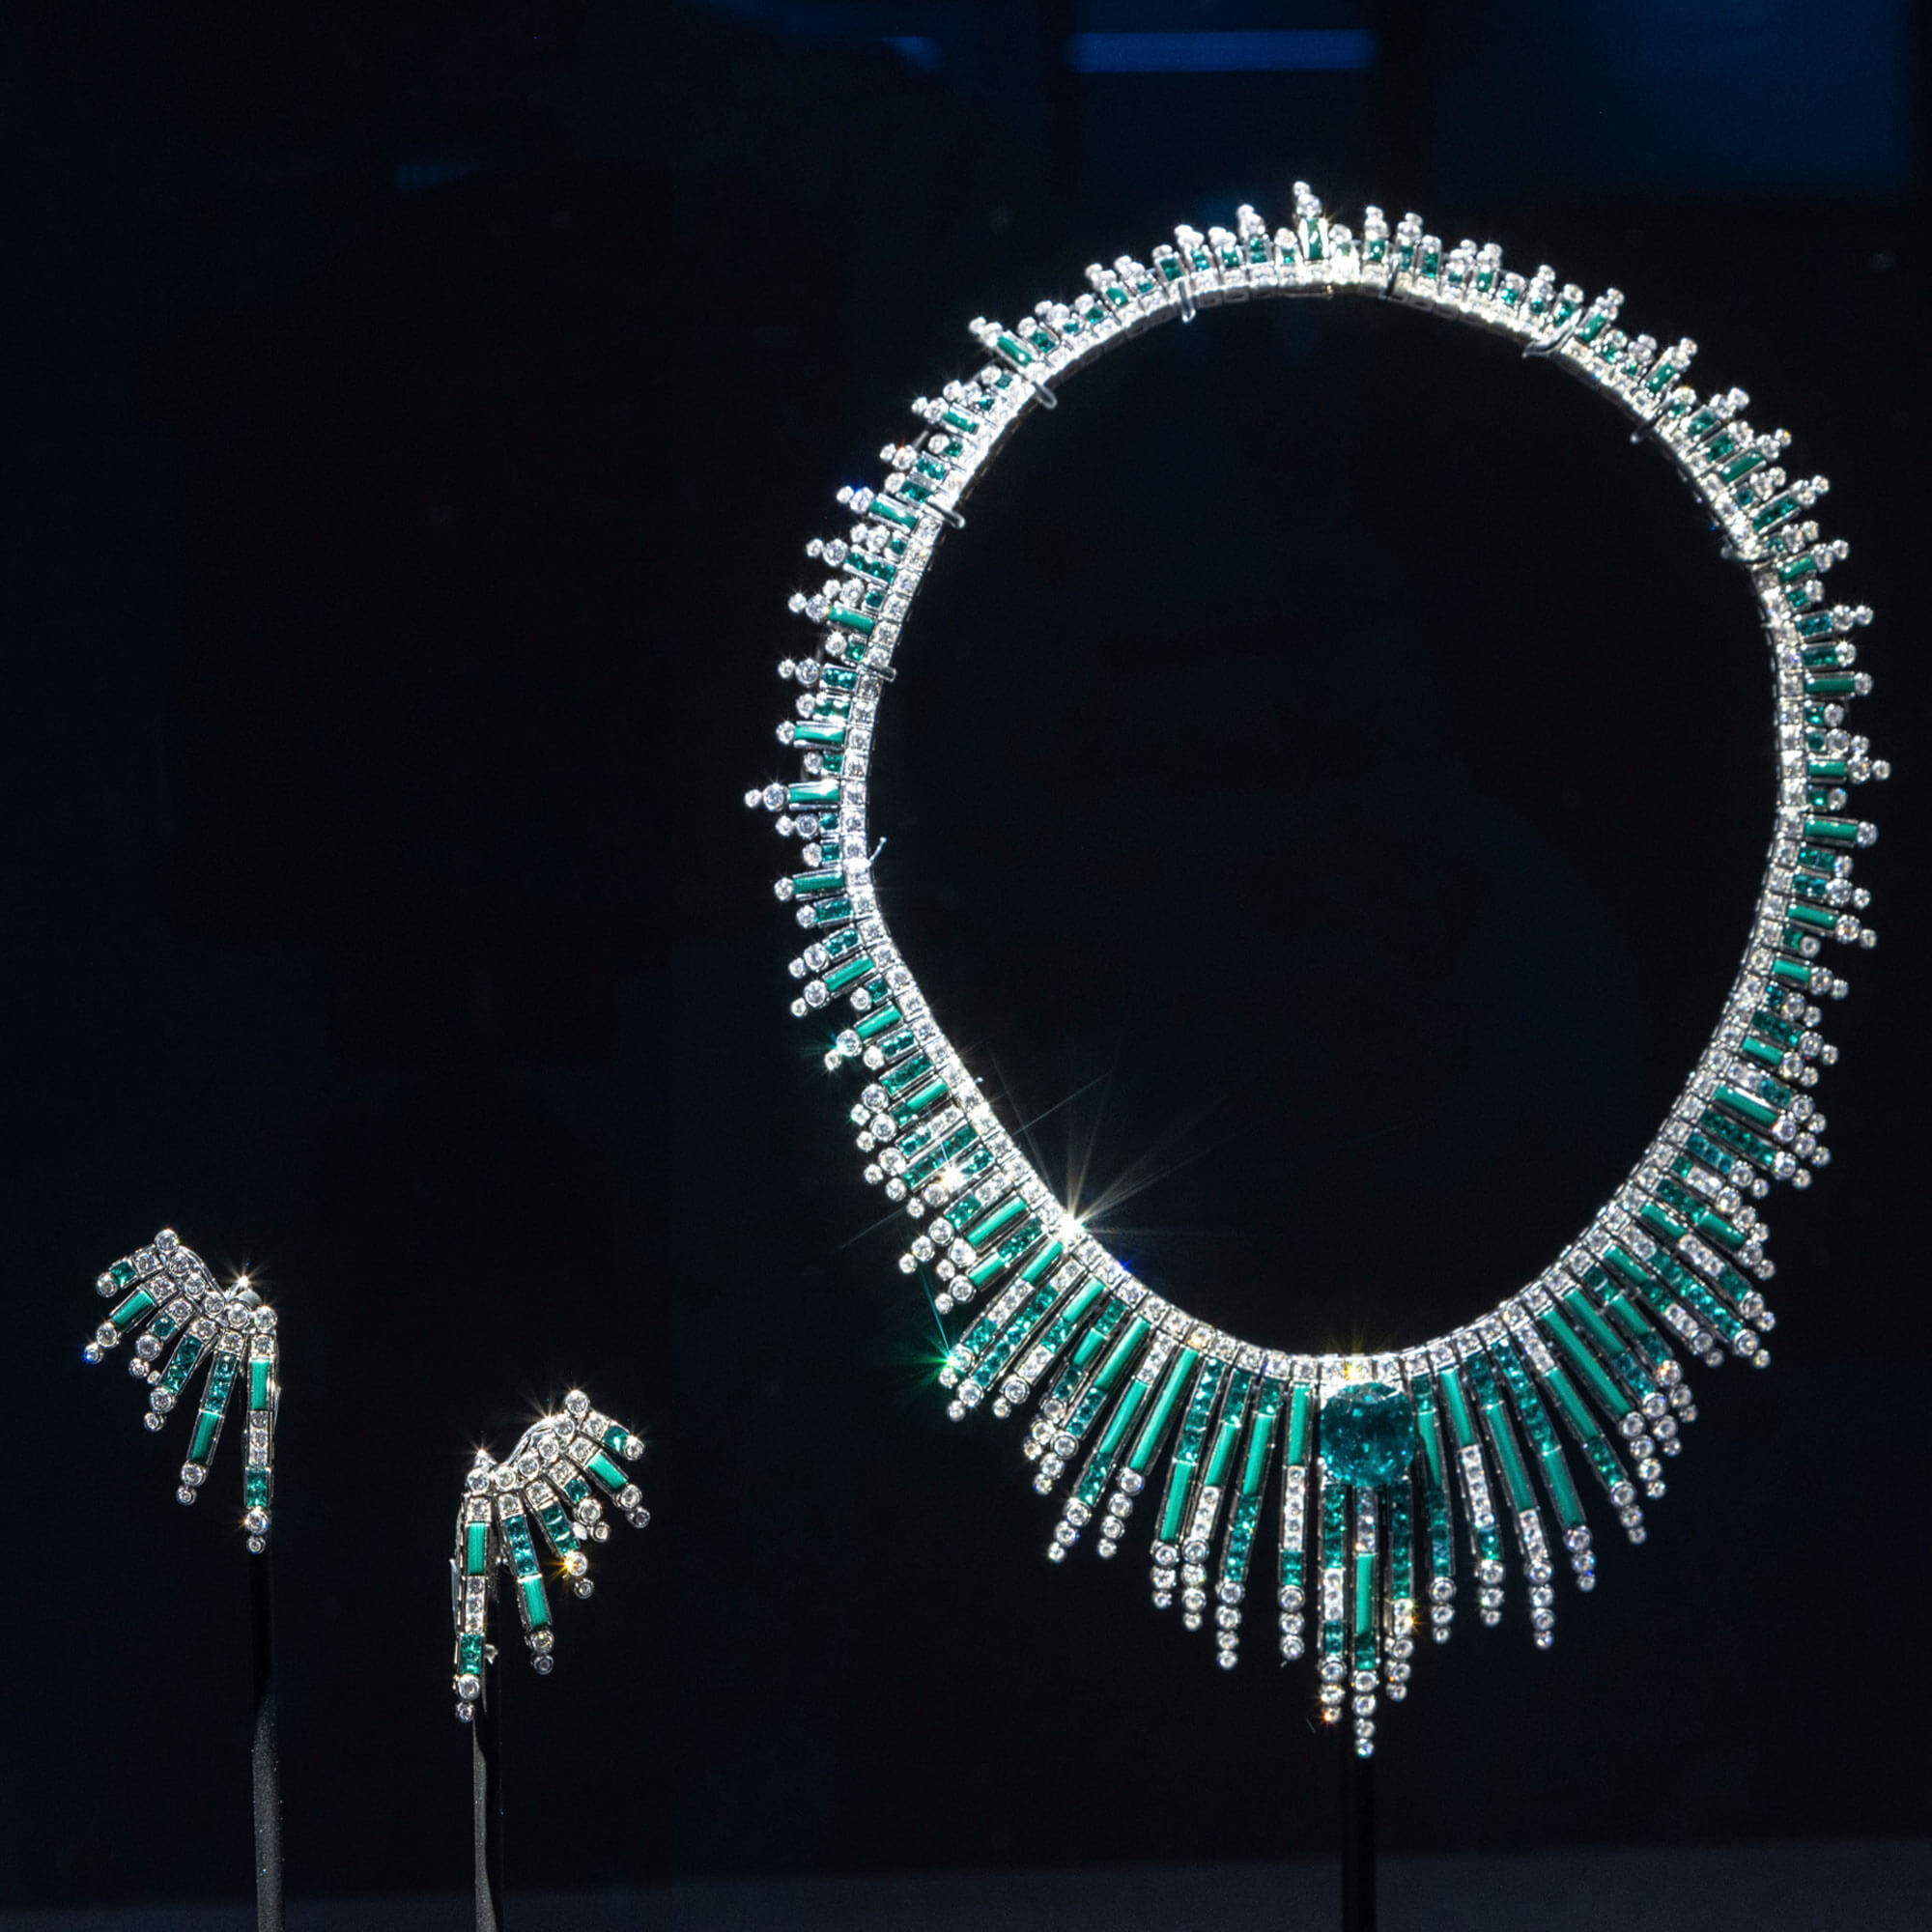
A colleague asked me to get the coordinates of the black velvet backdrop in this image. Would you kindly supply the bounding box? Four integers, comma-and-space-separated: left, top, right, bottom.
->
4, 0, 1928, 1911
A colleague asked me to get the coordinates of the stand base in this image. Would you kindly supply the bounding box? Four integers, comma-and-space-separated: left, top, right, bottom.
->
473, 1648, 505, 1932
1341, 1746, 1376, 1932
250, 1551, 284, 1932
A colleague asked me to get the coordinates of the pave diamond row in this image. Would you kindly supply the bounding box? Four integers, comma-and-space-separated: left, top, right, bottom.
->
748, 185, 1886, 1754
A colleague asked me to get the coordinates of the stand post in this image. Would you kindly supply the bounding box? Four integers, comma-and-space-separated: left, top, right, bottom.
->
1340, 1745, 1376, 1932
248, 1549, 285, 1932
473, 1618, 506, 1932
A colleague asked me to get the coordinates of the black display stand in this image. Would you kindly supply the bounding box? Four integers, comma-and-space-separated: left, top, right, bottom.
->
249, 1549, 284, 1931
1341, 1746, 1376, 1931
472, 1615, 506, 1932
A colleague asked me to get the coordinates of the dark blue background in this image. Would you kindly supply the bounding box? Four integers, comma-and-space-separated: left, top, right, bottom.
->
1, 0, 1924, 1912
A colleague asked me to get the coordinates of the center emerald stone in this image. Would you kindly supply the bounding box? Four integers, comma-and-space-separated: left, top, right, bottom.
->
1320, 1381, 1417, 1486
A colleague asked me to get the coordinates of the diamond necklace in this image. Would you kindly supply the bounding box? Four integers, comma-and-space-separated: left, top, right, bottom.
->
746, 185, 1886, 1756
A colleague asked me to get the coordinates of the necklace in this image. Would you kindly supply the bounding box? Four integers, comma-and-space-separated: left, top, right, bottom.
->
747, 185, 1885, 1756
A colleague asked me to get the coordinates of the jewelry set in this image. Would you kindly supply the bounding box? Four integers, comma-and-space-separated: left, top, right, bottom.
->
75, 182, 1883, 1777
81, 1229, 649, 1718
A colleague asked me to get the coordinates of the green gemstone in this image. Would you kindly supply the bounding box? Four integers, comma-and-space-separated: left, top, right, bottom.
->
1353, 1548, 1376, 1640
1685, 1134, 1736, 1179
822, 955, 873, 995
881, 1052, 936, 1099
520, 1575, 551, 1630
1435, 1366, 1477, 1448
1411, 1380, 1448, 1492
899, 1125, 976, 1189
890, 1077, 949, 1127
1696, 1207, 1742, 1250
1015, 1239, 1064, 1287
1638, 1201, 1685, 1244
504, 1517, 539, 1578
941, 1187, 999, 1233
1203, 1374, 1250, 1489
1239, 1385, 1283, 1497
854, 1003, 903, 1042
1045, 1299, 1124, 1409
969, 1283, 1063, 1387
1094, 1378, 1151, 1461
109, 1261, 139, 1289
1286, 1382, 1313, 1463
967, 1220, 1040, 1289
466, 1521, 490, 1575
961, 1194, 1025, 1249
1700, 1105, 1778, 1171
459, 1632, 485, 1673
249, 1359, 271, 1411
109, 1289, 156, 1330
1804, 816, 1861, 845
1135, 1352, 1206, 1481
244, 1467, 270, 1507
1319, 1382, 1416, 1486
160, 1335, 205, 1393
1716, 1084, 1779, 1130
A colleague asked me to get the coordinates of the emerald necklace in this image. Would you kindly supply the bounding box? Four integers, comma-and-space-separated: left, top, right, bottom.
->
747, 185, 1886, 1757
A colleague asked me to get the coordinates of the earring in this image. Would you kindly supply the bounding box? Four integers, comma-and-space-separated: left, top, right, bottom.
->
453, 1389, 648, 1720
83, 1228, 279, 1550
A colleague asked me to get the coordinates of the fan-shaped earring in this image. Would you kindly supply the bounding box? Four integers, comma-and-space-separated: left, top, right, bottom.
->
83, 1227, 279, 1549
452, 1389, 648, 1719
